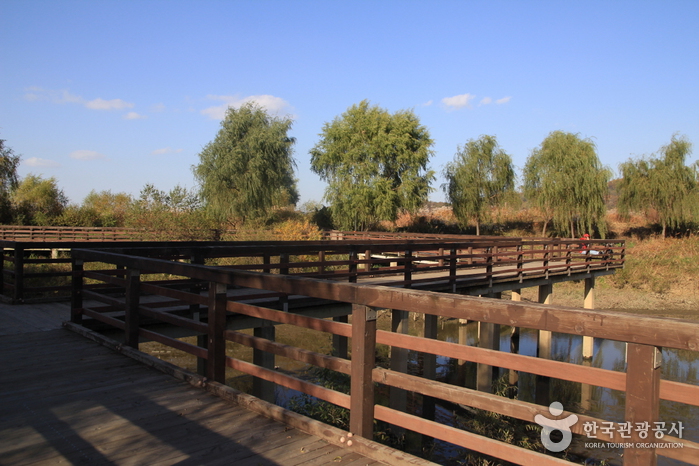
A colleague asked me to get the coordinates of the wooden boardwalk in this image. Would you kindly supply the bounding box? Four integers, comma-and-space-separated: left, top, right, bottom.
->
0, 304, 414, 466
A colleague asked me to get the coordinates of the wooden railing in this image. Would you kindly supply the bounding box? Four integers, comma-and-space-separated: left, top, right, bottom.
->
3, 237, 624, 304
66, 241, 697, 466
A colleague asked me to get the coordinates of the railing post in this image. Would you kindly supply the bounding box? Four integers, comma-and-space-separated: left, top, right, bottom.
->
517, 243, 524, 282
404, 248, 412, 286
350, 304, 377, 439
124, 269, 141, 348
13, 246, 24, 304
364, 248, 372, 273
624, 344, 661, 466
348, 248, 358, 283
190, 252, 207, 376
207, 282, 227, 383
318, 250, 325, 275
450, 247, 457, 292
486, 247, 494, 288
71, 258, 84, 324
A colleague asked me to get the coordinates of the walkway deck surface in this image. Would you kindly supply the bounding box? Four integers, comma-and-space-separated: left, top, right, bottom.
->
0, 303, 387, 466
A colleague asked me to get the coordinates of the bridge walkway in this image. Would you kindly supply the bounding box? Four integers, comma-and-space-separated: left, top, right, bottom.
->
0, 303, 423, 466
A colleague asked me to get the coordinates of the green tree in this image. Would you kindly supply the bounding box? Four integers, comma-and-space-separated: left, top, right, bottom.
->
126, 184, 215, 240
0, 137, 21, 223
82, 190, 133, 226
310, 100, 435, 231
523, 131, 610, 238
193, 103, 298, 224
618, 134, 695, 238
443, 135, 515, 235
11, 174, 68, 225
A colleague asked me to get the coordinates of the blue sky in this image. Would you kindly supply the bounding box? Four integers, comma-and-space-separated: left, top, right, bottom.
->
1, 0, 698, 207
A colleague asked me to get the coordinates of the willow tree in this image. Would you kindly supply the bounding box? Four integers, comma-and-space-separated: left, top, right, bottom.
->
310, 100, 435, 231
194, 103, 298, 224
618, 134, 695, 238
523, 131, 610, 238
443, 135, 515, 235
0, 137, 21, 222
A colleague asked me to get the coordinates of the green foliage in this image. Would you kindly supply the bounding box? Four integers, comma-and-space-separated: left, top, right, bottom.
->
194, 103, 298, 224
523, 131, 610, 238
126, 184, 216, 239
0, 137, 21, 223
617, 134, 695, 238
443, 135, 515, 235
11, 174, 68, 225
310, 100, 435, 231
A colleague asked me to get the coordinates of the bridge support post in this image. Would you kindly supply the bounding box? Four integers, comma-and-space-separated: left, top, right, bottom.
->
124, 269, 141, 348
207, 282, 227, 384
508, 289, 522, 398
582, 277, 595, 360
624, 344, 661, 466
389, 309, 409, 430
536, 284, 552, 406
422, 313, 438, 432
332, 315, 349, 359
350, 304, 376, 439
253, 322, 276, 403
476, 292, 501, 393
71, 258, 84, 325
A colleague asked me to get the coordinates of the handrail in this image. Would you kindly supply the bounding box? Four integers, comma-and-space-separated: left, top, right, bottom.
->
70, 244, 697, 466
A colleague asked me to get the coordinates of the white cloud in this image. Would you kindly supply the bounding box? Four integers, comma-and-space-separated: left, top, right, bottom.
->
496, 96, 512, 104
480, 97, 493, 105
423, 100, 434, 106
151, 147, 183, 155
124, 111, 146, 120
25, 157, 61, 168
201, 94, 292, 120
70, 150, 106, 161
86, 98, 134, 110
442, 93, 476, 109
23, 87, 135, 111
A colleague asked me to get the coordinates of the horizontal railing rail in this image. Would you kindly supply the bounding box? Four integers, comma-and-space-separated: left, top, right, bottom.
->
69, 245, 695, 466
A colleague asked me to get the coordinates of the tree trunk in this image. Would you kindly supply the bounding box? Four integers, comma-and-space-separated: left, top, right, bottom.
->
476, 220, 480, 236
542, 219, 549, 237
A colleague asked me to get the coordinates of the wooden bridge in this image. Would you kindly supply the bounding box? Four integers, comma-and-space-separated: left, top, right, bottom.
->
1, 229, 698, 465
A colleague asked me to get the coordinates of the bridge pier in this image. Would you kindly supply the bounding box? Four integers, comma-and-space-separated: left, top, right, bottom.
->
253, 322, 276, 403
508, 289, 522, 398
476, 292, 501, 393
535, 284, 552, 406
389, 309, 409, 436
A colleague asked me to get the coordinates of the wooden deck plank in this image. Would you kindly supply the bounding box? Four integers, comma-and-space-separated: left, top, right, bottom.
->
0, 323, 396, 466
